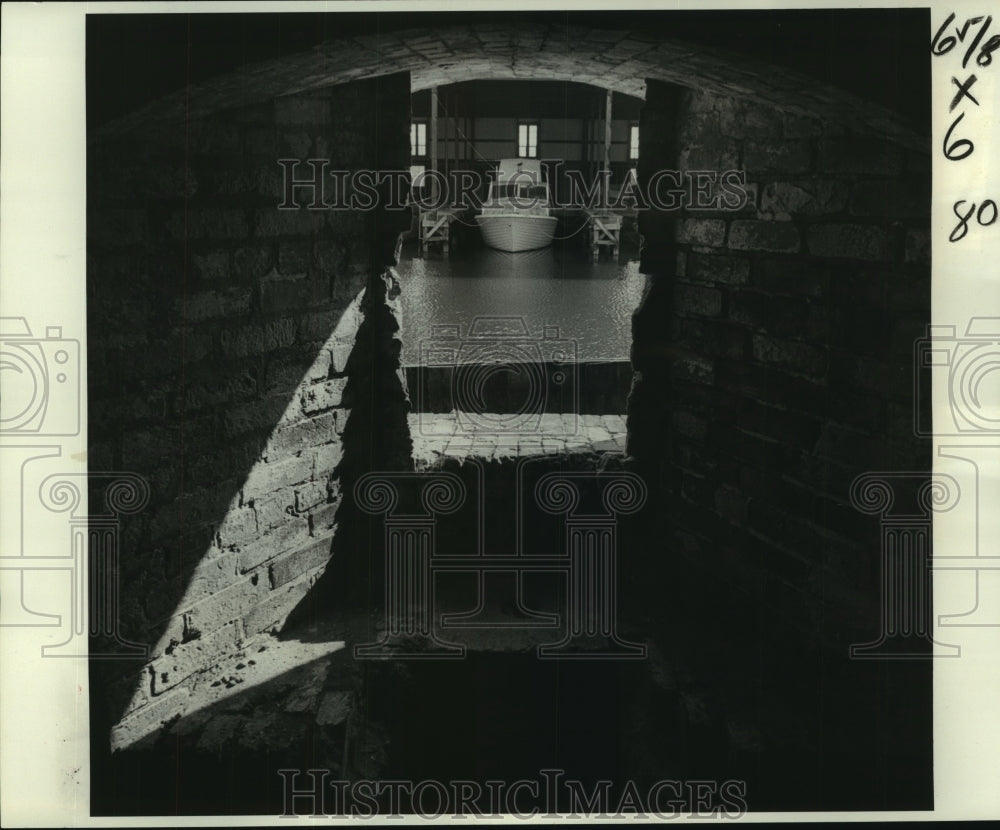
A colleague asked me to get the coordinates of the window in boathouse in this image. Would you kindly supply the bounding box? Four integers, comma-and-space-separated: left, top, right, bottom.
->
411, 119, 427, 156
517, 121, 538, 158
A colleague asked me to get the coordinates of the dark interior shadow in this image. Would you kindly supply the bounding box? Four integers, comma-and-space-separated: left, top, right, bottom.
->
91, 638, 694, 816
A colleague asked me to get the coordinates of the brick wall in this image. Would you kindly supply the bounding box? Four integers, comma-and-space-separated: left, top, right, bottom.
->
630, 81, 931, 648
87, 74, 411, 747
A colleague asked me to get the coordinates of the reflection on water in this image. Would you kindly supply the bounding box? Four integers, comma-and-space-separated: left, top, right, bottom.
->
397, 244, 648, 366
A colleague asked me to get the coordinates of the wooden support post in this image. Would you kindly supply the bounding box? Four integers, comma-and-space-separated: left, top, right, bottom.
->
430, 86, 439, 206
448, 90, 455, 183
603, 88, 612, 209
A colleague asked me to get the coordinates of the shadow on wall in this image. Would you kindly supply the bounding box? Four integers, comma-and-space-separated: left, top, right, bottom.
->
627, 78, 681, 474
87, 73, 413, 755
89, 256, 365, 749
284, 265, 415, 631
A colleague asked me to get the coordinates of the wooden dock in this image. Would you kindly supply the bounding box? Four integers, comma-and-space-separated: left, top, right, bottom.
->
419, 208, 462, 253
585, 211, 622, 262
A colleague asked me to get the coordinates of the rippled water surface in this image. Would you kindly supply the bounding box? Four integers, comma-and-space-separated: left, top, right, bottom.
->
397, 245, 648, 365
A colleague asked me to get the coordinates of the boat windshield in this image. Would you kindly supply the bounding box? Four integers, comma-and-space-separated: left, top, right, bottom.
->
492, 182, 548, 202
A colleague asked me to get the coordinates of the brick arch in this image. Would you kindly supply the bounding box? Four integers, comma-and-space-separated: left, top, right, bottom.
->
94, 22, 924, 151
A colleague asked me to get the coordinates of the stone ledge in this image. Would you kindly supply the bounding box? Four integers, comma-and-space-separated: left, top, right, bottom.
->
408, 412, 627, 467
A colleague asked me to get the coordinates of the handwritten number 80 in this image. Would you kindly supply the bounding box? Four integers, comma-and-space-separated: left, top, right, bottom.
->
951, 200, 998, 242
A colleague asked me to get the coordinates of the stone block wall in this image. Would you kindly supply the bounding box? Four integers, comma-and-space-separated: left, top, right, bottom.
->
630, 81, 931, 648
87, 73, 411, 746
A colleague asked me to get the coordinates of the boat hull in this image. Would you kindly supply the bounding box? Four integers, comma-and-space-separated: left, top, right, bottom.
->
475, 214, 558, 252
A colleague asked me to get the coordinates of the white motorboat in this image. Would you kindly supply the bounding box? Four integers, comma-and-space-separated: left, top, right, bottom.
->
475, 159, 558, 252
